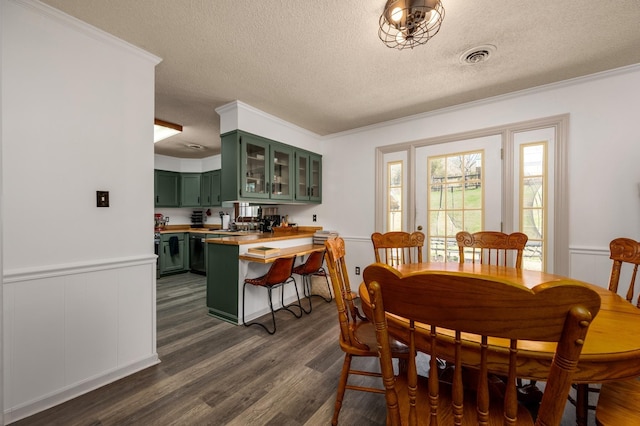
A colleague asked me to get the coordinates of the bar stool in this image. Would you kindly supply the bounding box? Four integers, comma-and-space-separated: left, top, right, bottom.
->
242, 255, 303, 334
292, 250, 332, 314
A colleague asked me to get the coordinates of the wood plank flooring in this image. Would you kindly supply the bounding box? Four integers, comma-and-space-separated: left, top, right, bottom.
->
13, 272, 592, 425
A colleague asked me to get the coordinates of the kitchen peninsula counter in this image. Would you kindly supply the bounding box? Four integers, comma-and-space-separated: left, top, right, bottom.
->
205, 231, 315, 245
205, 229, 321, 324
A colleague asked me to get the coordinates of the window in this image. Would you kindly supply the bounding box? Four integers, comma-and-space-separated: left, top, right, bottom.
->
387, 161, 403, 231
427, 151, 483, 262
520, 142, 546, 271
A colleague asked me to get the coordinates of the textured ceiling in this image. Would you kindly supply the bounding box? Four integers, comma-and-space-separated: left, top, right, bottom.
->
41, 0, 640, 158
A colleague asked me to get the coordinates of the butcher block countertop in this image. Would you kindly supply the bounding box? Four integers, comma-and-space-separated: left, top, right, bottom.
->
205, 231, 316, 245
158, 225, 321, 245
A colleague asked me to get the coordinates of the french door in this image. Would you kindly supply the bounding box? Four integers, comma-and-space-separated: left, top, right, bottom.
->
415, 135, 502, 262
376, 115, 567, 273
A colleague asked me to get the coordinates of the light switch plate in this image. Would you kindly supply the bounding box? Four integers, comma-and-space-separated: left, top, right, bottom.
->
97, 191, 109, 207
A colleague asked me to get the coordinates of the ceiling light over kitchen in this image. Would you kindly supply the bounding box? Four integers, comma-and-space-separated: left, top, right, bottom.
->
379, 0, 445, 50
154, 119, 183, 143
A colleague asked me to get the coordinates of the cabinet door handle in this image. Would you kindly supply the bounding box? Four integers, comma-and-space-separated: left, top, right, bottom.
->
156, 195, 159, 203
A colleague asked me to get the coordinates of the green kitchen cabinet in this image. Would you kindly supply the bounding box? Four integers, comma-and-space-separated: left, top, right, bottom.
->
201, 169, 222, 207
206, 242, 239, 323
294, 150, 322, 203
154, 170, 180, 207
180, 173, 201, 207
159, 233, 188, 275
221, 130, 314, 203
211, 169, 221, 206
270, 143, 294, 201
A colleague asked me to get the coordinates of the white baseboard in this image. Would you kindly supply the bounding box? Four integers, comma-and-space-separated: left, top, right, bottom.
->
4, 355, 160, 424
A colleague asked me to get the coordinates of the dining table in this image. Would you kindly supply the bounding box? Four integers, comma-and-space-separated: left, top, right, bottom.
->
358, 262, 640, 426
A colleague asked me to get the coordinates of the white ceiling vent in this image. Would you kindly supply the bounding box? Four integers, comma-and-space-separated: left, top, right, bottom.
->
186, 143, 204, 150
459, 45, 496, 65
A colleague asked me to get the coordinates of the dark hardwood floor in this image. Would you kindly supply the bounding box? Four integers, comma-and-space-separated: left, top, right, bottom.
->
13, 273, 387, 426
13, 272, 591, 425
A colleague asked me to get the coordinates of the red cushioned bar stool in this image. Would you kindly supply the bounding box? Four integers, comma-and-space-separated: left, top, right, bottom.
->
242, 255, 303, 334
292, 250, 333, 314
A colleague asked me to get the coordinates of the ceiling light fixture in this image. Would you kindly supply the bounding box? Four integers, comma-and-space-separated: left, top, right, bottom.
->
154, 119, 183, 143
379, 0, 445, 50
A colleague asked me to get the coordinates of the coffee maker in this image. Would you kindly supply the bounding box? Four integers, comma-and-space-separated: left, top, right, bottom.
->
259, 215, 280, 232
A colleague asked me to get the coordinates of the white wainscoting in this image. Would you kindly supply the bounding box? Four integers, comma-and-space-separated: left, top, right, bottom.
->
3, 255, 159, 423
568, 246, 612, 289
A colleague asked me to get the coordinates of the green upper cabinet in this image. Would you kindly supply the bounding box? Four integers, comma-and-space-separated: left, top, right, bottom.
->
180, 173, 201, 207
201, 169, 222, 207
240, 134, 271, 200
201, 171, 212, 206
270, 143, 294, 201
221, 130, 319, 204
156, 169, 221, 208
155, 170, 180, 207
295, 150, 322, 203
211, 169, 221, 206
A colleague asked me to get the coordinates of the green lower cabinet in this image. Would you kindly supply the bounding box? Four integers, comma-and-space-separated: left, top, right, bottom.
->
206, 243, 239, 323
160, 233, 189, 275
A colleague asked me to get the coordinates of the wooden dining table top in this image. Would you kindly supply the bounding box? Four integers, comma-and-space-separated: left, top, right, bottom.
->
358, 262, 640, 383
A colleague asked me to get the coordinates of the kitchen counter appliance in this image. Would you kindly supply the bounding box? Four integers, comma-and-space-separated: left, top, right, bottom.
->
189, 233, 206, 275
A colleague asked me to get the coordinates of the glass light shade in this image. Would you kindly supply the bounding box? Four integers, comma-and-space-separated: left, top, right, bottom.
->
379, 0, 445, 50
154, 119, 183, 143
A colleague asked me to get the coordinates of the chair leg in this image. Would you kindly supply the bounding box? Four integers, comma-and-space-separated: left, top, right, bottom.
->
242, 282, 277, 335
300, 275, 313, 314
278, 277, 303, 318
576, 384, 589, 426
332, 353, 353, 426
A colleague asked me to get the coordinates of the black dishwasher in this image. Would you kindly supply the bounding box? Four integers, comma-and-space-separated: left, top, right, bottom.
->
189, 234, 206, 275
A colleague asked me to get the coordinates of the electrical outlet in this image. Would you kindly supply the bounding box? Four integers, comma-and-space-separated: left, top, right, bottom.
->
313, 214, 317, 222
355, 266, 360, 275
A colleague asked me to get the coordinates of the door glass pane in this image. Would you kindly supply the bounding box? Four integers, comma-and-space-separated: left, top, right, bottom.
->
298, 155, 307, 197
427, 150, 483, 262
387, 161, 403, 231
310, 157, 321, 197
520, 143, 546, 271
245, 142, 266, 194
272, 148, 290, 197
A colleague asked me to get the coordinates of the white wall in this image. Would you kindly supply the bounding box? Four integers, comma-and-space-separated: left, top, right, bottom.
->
319, 65, 640, 286
2, 0, 160, 421
0, 0, 5, 421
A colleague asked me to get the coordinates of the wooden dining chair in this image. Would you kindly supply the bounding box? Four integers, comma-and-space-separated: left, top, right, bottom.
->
324, 237, 408, 426
371, 231, 425, 266
593, 238, 640, 425
456, 230, 528, 268
456, 230, 538, 394
363, 262, 601, 426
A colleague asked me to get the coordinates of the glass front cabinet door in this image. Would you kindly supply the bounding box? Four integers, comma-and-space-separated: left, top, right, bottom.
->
271, 144, 293, 201
240, 135, 270, 199
309, 154, 321, 202
295, 150, 322, 203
